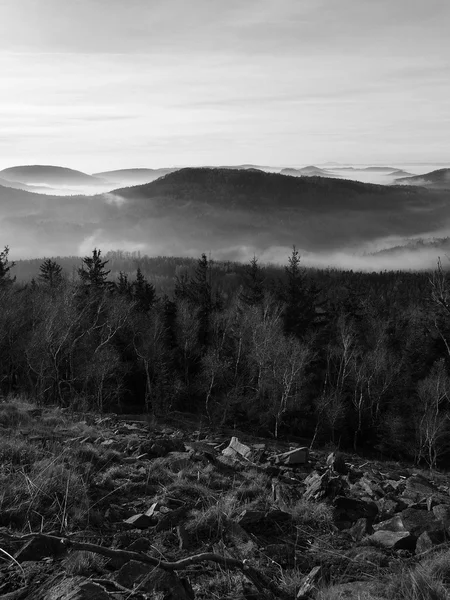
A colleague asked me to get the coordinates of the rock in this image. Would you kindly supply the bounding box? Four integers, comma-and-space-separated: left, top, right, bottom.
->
373, 514, 406, 533
14, 535, 67, 562
107, 537, 152, 569
303, 471, 347, 502
273, 447, 309, 466
349, 518, 372, 541
155, 506, 189, 532
375, 497, 402, 520
140, 437, 185, 458
116, 561, 194, 599
415, 530, 446, 555
333, 496, 378, 526
236, 509, 292, 531
368, 530, 416, 551
222, 437, 253, 460
402, 475, 441, 505
400, 507, 442, 537
326, 452, 348, 474
433, 504, 450, 528
124, 513, 156, 529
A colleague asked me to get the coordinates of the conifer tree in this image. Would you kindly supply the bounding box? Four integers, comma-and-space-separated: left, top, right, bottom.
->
239, 256, 265, 306
38, 258, 63, 288
0, 246, 16, 287
116, 271, 132, 298
78, 248, 110, 289
133, 267, 156, 312
282, 246, 318, 338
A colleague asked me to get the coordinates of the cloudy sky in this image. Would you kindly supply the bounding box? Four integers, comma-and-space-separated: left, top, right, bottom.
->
0, 0, 448, 172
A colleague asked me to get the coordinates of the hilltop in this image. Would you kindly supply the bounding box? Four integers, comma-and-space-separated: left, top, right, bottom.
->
396, 168, 450, 189
0, 165, 105, 186
94, 167, 178, 185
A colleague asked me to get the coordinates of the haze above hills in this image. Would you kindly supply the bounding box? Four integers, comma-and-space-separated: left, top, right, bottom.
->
0, 162, 450, 271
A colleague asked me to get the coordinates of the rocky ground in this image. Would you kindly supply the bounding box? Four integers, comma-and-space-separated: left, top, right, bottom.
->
1, 400, 450, 600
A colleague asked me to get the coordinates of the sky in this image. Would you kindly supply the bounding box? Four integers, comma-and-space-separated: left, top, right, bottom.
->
0, 0, 449, 172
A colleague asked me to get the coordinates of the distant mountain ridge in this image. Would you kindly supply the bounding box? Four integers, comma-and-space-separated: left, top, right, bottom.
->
94, 167, 178, 185
395, 168, 450, 189
0, 165, 104, 186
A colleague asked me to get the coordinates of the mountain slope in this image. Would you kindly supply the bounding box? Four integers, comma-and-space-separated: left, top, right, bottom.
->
396, 168, 450, 189
1, 167, 450, 265
93, 167, 178, 185
280, 166, 338, 177
0, 165, 104, 186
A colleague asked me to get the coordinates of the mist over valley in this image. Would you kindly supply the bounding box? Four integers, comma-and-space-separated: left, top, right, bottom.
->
0, 162, 449, 272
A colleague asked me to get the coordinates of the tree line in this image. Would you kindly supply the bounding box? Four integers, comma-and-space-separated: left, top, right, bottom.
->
1, 245, 450, 467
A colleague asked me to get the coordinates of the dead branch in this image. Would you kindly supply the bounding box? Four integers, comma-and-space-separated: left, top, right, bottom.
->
0, 532, 291, 600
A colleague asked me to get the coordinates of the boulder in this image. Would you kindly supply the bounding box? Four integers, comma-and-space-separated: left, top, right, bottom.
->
400, 507, 442, 537
402, 475, 441, 505
349, 518, 372, 541
433, 504, 450, 528
116, 561, 194, 599
368, 530, 416, 551
416, 530, 446, 555
123, 513, 156, 529
273, 447, 309, 466
303, 471, 347, 502
373, 515, 406, 533
333, 496, 378, 525
326, 452, 348, 474
222, 437, 253, 460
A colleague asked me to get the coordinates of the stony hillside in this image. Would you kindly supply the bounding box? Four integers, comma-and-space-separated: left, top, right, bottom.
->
2, 400, 450, 599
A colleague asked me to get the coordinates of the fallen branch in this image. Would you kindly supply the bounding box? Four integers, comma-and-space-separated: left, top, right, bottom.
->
0, 532, 291, 600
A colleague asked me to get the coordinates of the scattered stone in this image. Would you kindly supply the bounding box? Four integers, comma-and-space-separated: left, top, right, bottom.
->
333, 496, 378, 526
402, 475, 441, 505
368, 530, 416, 551
116, 561, 193, 599
400, 507, 442, 537
349, 518, 372, 541
222, 437, 253, 460
155, 506, 189, 532
415, 530, 446, 555
303, 471, 348, 502
326, 452, 348, 474
273, 447, 309, 466
373, 514, 406, 533
432, 504, 450, 528
123, 513, 155, 529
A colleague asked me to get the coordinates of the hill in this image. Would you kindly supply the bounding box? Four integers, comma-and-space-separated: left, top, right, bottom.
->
1, 167, 449, 264
93, 167, 178, 185
0, 165, 105, 186
395, 168, 450, 189
280, 166, 337, 177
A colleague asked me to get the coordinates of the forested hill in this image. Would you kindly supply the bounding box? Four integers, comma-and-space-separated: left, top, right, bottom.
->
111, 166, 429, 212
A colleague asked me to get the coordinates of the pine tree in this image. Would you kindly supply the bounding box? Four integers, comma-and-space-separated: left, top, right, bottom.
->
132, 268, 156, 312
38, 258, 63, 288
0, 246, 16, 287
116, 271, 132, 298
282, 246, 318, 338
78, 248, 110, 290
239, 256, 265, 306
